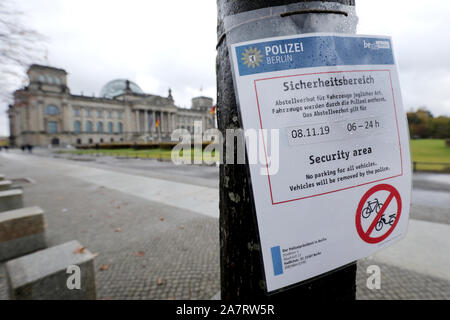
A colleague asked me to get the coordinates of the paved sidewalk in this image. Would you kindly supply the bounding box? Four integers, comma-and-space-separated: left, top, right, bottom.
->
0, 151, 449, 300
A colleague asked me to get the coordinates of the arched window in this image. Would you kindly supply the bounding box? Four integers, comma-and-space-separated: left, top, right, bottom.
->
45, 105, 60, 115
74, 120, 82, 134
97, 122, 104, 133
86, 121, 93, 133
107, 122, 113, 133
117, 122, 123, 134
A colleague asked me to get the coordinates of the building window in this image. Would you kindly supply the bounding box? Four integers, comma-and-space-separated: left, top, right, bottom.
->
97, 121, 104, 133
117, 122, 123, 134
97, 110, 103, 118
76, 139, 82, 145
86, 121, 93, 133
74, 120, 82, 134
107, 122, 114, 134
100, 138, 104, 143
39, 75, 46, 82
45, 105, 60, 115
88, 138, 93, 144
117, 112, 122, 119
108, 111, 113, 119
48, 121, 58, 134
110, 138, 114, 142
74, 109, 80, 117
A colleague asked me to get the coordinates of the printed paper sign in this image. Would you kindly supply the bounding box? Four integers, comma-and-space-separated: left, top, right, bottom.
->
230, 33, 411, 292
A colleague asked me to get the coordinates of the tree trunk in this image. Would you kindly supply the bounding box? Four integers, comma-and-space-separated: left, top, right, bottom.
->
217, 0, 357, 301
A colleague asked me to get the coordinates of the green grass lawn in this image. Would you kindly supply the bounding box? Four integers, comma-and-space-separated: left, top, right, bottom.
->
60, 139, 450, 172
59, 148, 219, 163
410, 139, 450, 172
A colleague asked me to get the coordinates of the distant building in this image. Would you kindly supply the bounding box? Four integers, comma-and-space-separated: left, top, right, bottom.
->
8, 64, 215, 147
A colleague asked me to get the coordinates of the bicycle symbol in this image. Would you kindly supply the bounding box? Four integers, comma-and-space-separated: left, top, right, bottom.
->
362, 198, 397, 232
361, 198, 383, 219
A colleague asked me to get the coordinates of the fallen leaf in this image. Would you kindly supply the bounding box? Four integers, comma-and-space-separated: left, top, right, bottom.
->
74, 247, 86, 254
114, 227, 121, 232
116, 206, 121, 209
159, 217, 164, 222
92, 252, 99, 258
100, 264, 109, 271
179, 225, 185, 230
157, 278, 164, 286
136, 251, 145, 257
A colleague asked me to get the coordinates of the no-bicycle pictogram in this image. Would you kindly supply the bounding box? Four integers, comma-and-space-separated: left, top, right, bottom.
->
355, 184, 402, 244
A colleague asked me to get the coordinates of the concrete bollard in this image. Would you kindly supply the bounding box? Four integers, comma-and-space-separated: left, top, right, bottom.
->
6, 240, 97, 300
0, 206, 47, 261
0, 190, 23, 212
0, 180, 12, 191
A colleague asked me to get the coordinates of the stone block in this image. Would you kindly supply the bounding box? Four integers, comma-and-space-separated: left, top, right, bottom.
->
0, 180, 12, 191
0, 206, 47, 261
6, 240, 97, 300
0, 189, 23, 212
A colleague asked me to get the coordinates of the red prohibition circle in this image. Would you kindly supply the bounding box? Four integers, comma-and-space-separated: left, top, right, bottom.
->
355, 184, 402, 244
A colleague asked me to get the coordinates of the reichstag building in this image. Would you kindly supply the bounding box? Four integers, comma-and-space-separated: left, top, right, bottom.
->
8, 64, 216, 147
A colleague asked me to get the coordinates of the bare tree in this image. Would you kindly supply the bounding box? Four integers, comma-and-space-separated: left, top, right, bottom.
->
0, 0, 46, 104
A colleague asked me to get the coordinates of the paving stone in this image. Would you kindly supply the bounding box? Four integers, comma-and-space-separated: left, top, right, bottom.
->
6, 240, 96, 300
0, 190, 23, 213
0, 206, 46, 261
0, 181, 11, 191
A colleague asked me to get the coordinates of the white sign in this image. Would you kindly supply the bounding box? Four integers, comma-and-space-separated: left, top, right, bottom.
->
230, 33, 411, 292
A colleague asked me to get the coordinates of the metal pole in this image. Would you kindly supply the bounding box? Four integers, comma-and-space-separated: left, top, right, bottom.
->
217, 0, 357, 301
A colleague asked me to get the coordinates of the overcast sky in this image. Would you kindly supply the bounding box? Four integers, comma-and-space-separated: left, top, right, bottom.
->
1, 0, 449, 136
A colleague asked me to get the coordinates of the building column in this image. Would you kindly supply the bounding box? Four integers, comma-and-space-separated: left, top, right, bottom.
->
151, 110, 155, 134
162, 112, 167, 135
171, 113, 176, 131
135, 110, 140, 134
145, 110, 149, 133
202, 115, 206, 131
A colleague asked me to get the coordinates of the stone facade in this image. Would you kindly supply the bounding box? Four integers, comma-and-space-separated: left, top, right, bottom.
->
8, 65, 216, 147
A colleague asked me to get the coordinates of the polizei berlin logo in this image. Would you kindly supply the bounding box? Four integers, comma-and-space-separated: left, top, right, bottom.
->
241, 46, 264, 68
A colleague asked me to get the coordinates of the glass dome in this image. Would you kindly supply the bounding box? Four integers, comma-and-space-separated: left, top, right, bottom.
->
100, 79, 144, 99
